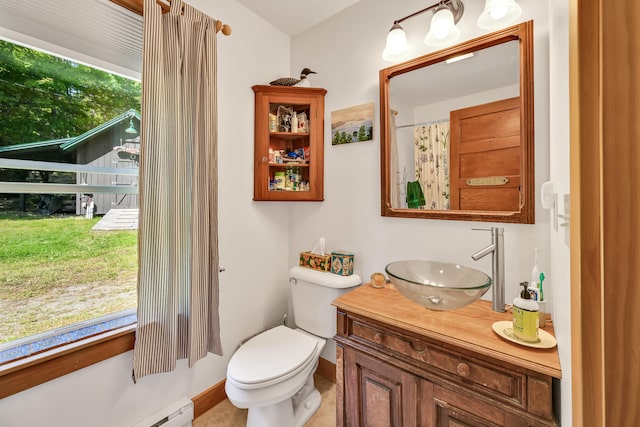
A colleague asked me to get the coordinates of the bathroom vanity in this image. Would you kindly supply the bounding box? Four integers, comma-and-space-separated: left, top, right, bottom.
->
333, 283, 561, 426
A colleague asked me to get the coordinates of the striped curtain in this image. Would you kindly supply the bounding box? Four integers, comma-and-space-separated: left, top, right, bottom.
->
133, 0, 222, 381
414, 122, 450, 210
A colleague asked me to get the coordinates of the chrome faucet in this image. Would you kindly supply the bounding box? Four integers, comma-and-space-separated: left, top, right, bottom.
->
471, 227, 505, 312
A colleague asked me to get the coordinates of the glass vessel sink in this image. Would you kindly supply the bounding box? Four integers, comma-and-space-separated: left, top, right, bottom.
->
385, 260, 492, 311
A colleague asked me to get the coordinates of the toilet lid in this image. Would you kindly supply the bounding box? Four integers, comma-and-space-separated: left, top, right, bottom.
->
227, 326, 318, 385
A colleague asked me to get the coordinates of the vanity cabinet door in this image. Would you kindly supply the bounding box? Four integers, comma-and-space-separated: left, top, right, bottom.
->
434, 385, 529, 427
342, 346, 433, 426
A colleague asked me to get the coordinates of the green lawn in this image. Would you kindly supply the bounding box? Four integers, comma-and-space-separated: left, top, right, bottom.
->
0, 213, 137, 344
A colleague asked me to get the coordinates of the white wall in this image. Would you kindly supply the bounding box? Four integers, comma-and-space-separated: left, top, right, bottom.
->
0, 1, 294, 426
289, 3, 570, 426
548, 0, 572, 425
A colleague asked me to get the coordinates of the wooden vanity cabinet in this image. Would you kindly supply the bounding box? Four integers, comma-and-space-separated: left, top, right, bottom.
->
252, 85, 326, 201
334, 285, 561, 427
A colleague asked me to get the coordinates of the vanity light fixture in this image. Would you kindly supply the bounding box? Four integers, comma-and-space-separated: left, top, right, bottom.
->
477, 0, 522, 29
381, 0, 522, 61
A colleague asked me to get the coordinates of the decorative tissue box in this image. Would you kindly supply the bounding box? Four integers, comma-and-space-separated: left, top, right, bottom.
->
299, 251, 331, 272
331, 251, 354, 276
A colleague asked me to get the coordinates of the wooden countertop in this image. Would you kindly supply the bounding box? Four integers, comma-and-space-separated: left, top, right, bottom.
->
333, 283, 562, 379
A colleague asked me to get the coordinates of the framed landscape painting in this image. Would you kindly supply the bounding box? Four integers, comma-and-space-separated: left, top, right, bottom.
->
331, 102, 374, 145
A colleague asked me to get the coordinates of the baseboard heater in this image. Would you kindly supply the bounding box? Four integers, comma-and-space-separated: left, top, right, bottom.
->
132, 398, 194, 427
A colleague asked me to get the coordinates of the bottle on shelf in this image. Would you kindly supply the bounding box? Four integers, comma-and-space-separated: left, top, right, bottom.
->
285, 165, 293, 190
513, 281, 539, 342
294, 166, 301, 188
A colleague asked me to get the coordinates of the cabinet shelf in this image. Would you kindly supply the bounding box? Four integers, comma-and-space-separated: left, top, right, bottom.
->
269, 131, 310, 139
268, 163, 309, 167
253, 85, 327, 201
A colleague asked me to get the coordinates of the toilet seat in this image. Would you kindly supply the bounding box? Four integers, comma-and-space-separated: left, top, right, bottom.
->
227, 326, 318, 390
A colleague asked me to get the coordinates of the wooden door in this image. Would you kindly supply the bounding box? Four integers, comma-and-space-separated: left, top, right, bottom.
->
449, 97, 521, 211
571, 0, 640, 426
342, 347, 433, 426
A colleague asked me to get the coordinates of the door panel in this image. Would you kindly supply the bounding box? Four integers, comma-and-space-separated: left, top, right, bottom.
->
450, 97, 521, 211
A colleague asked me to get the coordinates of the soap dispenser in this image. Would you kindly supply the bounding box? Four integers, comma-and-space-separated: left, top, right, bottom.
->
512, 282, 539, 342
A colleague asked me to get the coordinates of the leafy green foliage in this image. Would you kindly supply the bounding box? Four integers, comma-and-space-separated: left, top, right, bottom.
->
0, 39, 141, 147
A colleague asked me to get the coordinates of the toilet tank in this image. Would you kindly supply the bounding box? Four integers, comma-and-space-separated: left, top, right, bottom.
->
289, 266, 361, 338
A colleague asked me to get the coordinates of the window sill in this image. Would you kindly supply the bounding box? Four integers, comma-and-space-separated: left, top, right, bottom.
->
0, 324, 135, 399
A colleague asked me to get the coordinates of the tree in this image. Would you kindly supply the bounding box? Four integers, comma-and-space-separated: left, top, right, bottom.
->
357, 125, 368, 141
0, 39, 141, 148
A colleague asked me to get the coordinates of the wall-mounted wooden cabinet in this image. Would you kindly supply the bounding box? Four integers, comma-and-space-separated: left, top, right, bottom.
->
252, 85, 327, 201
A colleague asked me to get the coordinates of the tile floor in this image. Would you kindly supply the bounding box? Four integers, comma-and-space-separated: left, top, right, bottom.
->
193, 375, 336, 427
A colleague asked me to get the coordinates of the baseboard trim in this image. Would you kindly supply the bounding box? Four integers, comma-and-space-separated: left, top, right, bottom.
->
191, 357, 336, 418
315, 356, 336, 383
192, 378, 227, 419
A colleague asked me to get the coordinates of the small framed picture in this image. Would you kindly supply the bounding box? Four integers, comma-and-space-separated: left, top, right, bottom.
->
331, 102, 374, 145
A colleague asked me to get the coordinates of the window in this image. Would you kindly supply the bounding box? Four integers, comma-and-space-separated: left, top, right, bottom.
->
0, 38, 141, 364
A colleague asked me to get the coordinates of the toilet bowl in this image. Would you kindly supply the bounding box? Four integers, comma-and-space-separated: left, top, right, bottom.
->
225, 267, 361, 427
225, 326, 326, 427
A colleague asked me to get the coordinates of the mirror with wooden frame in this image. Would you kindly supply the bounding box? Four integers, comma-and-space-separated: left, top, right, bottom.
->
380, 21, 534, 223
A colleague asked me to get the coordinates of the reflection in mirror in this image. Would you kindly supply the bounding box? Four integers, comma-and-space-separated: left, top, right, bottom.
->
380, 21, 534, 223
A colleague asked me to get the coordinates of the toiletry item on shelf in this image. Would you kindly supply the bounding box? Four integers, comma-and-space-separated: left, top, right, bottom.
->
512, 281, 539, 342
297, 112, 308, 132
530, 247, 541, 289
285, 166, 293, 190
537, 300, 547, 328
291, 112, 298, 133
274, 171, 285, 190
538, 271, 547, 327
269, 113, 277, 132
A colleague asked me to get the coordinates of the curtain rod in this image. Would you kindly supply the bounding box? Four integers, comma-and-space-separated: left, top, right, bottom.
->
396, 118, 449, 129
109, 0, 232, 36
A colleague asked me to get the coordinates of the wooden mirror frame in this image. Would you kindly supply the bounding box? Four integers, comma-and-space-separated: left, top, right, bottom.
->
380, 21, 534, 223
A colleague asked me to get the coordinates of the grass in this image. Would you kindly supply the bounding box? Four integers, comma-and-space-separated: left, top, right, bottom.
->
0, 213, 137, 344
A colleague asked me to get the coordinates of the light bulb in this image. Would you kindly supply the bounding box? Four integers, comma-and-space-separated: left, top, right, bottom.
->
425, 6, 460, 47
382, 23, 412, 61
386, 26, 408, 52
431, 9, 454, 40
489, 5, 508, 20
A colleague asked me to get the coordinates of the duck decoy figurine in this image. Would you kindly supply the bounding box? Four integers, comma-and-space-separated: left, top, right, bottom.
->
269, 68, 317, 87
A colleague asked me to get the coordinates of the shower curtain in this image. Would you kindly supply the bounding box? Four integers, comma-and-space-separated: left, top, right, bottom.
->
133, 0, 222, 381
414, 121, 450, 210
390, 110, 401, 208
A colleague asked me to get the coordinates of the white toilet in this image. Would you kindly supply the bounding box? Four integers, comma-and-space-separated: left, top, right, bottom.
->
225, 266, 361, 427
